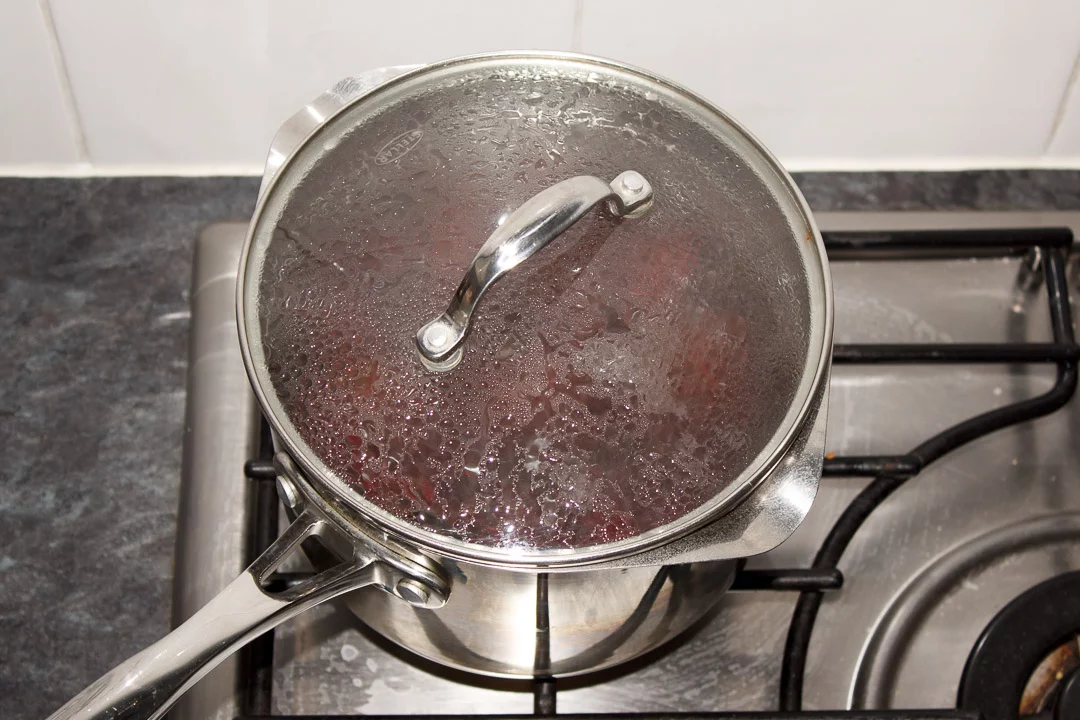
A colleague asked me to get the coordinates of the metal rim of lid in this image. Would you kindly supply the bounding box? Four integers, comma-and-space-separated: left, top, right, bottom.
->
236, 50, 834, 568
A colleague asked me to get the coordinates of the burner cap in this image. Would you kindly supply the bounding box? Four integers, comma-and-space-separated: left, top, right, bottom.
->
959, 570, 1080, 720
1056, 670, 1080, 720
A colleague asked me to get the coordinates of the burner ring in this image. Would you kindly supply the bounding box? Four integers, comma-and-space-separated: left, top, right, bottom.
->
850, 513, 1080, 707
959, 570, 1080, 720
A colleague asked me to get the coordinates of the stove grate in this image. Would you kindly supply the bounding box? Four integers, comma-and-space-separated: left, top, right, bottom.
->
242, 227, 1078, 719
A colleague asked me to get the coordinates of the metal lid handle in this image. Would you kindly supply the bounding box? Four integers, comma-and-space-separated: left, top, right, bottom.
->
415, 171, 653, 371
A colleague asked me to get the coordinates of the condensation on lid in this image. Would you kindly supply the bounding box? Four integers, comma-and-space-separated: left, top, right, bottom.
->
242, 54, 826, 558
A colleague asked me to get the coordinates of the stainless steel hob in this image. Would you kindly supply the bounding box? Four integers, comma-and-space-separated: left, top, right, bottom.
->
173, 211, 1080, 720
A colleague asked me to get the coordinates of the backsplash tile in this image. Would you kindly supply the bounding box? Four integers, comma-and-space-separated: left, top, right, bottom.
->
0, 1, 80, 168
579, 0, 1080, 168
1, 0, 1077, 172
47, 0, 576, 168
1046, 61, 1080, 158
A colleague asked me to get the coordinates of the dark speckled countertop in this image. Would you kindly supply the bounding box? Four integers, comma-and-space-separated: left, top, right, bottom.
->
1, 171, 1079, 720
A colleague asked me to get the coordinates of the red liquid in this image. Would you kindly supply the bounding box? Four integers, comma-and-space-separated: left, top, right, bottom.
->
256, 71, 810, 551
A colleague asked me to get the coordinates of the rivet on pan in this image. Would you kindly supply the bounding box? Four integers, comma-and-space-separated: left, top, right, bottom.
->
620, 172, 645, 193
396, 578, 431, 605
276, 476, 301, 511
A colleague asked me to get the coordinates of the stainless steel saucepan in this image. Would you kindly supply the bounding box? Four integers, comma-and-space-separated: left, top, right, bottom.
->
48, 52, 832, 720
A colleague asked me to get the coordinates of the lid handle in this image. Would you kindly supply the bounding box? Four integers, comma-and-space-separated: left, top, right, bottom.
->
416, 171, 653, 371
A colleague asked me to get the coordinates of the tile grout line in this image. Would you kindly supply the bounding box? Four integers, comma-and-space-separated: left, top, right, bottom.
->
571, 0, 584, 52
1043, 40, 1080, 155
36, 0, 90, 165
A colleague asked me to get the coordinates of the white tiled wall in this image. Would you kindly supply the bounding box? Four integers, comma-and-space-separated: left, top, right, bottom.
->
0, 1, 81, 168
3, 0, 1080, 175
47, 0, 576, 170
580, 0, 1080, 169
1048, 63, 1080, 157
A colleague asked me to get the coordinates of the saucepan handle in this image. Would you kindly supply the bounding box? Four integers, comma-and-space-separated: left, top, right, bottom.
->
415, 171, 654, 371
47, 456, 448, 720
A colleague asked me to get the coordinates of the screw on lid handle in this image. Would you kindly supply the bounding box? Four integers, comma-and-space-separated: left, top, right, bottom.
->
415, 171, 653, 371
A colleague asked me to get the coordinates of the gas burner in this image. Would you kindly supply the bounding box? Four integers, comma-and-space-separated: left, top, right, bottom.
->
845, 515, 1080, 710
960, 571, 1080, 720
1020, 639, 1080, 719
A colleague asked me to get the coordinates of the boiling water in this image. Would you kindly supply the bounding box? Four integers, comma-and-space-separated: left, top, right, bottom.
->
256, 62, 811, 550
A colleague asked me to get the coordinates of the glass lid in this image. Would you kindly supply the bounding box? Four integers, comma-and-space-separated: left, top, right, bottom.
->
240, 53, 830, 563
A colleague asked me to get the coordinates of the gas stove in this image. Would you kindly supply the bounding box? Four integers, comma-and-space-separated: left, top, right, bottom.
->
172, 211, 1080, 720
